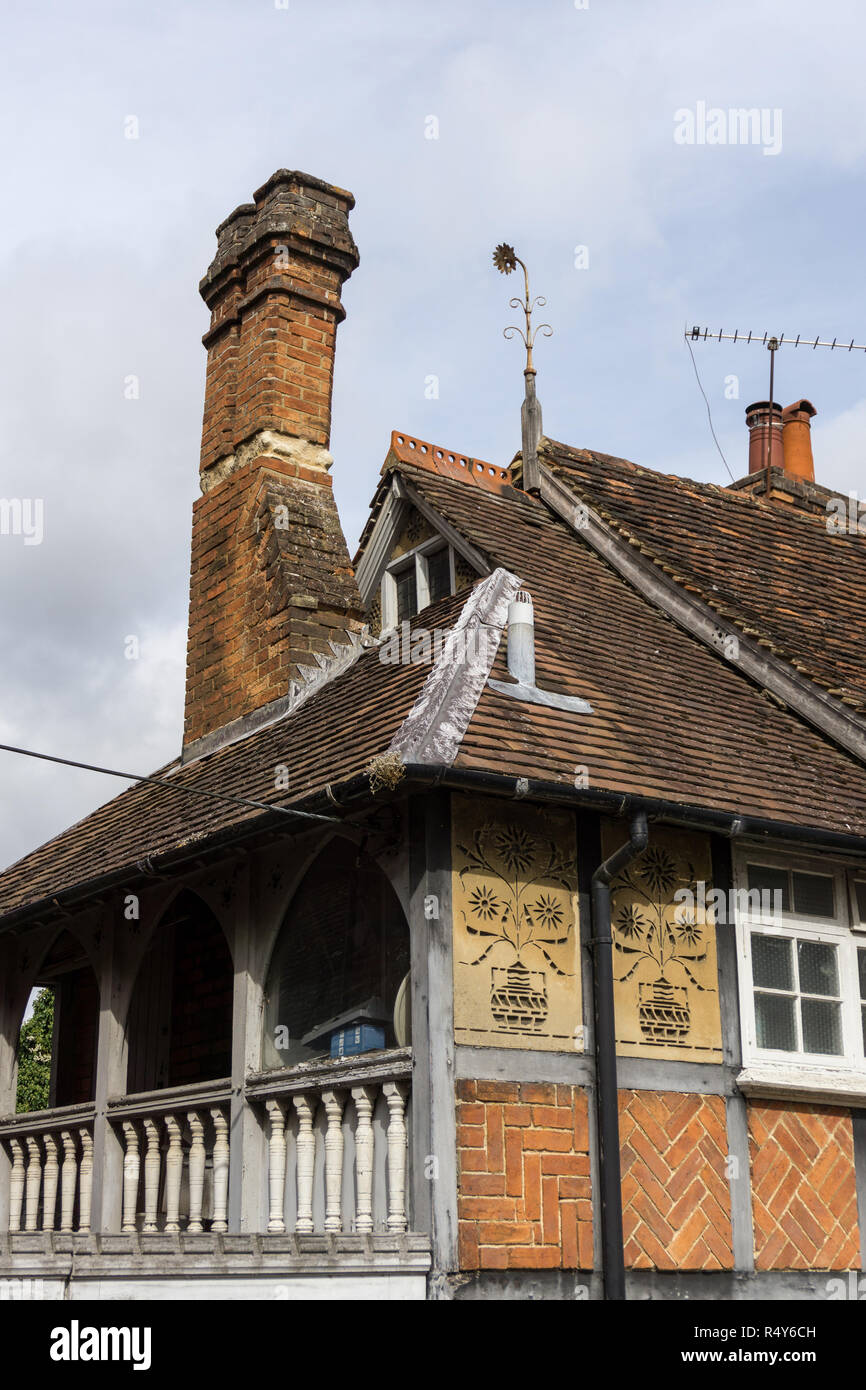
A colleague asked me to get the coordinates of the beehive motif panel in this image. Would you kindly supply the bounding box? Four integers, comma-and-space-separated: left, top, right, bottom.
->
452, 797, 581, 1051
603, 822, 723, 1062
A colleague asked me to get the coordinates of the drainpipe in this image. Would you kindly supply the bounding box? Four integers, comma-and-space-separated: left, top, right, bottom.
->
591, 810, 648, 1301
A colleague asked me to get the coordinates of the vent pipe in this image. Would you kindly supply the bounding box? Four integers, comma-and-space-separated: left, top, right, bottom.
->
507, 590, 535, 686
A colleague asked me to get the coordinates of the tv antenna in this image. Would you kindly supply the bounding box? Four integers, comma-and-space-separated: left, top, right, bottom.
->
685, 325, 866, 485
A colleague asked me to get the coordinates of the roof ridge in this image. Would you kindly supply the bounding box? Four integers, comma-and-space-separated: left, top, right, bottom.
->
545, 436, 864, 534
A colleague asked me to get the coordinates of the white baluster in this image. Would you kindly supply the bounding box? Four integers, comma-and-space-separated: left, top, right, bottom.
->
383, 1081, 409, 1233
42, 1134, 61, 1232
186, 1112, 206, 1233
210, 1108, 229, 1234
292, 1094, 316, 1235
8, 1138, 25, 1233
266, 1100, 287, 1233
142, 1118, 160, 1233
77, 1128, 93, 1233
351, 1086, 376, 1235
164, 1115, 182, 1233
24, 1136, 42, 1232
121, 1122, 140, 1234
59, 1131, 77, 1233
322, 1090, 346, 1234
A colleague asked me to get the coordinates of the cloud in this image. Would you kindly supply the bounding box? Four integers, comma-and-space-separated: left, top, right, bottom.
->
1, 0, 865, 868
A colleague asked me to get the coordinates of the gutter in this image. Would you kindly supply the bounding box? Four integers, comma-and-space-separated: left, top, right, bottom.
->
3, 764, 866, 934
590, 811, 648, 1301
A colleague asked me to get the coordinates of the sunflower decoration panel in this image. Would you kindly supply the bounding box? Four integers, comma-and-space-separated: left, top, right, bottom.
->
602, 821, 723, 1062
452, 796, 582, 1051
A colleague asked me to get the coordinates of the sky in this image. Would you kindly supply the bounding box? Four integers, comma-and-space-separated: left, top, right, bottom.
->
0, 0, 864, 872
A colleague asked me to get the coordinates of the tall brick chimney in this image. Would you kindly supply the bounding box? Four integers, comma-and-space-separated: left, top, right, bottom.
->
183, 171, 365, 757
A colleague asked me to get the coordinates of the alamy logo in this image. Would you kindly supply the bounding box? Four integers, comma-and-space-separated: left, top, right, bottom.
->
0, 497, 43, 545
673, 881, 783, 927
50, 1320, 152, 1372
674, 102, 782, 156
378, 619, 495, 667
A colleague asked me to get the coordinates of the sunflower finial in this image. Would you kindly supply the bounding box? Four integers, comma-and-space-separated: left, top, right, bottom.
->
493, 243, 518, 275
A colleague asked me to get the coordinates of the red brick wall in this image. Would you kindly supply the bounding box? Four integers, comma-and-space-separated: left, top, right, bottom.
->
456, 1080, 593, 1271
748, 1100, 860, 1270
619, 1089, 733, 1270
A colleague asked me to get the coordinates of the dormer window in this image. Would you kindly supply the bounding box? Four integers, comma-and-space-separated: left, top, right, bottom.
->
381, 540, 455, 630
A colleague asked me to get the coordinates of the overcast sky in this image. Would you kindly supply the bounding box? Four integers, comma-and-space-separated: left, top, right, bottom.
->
0, 0, 864, 871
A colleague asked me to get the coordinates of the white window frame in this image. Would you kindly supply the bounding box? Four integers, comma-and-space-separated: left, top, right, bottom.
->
380, 539, 454, 632
734, 846, 866, 1075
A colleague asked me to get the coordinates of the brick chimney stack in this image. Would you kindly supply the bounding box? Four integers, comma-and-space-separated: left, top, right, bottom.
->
183, 170, 365, 757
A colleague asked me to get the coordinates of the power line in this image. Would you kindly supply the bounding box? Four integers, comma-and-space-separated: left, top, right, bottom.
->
684, 331, 735, 482
0, 742, 339, 826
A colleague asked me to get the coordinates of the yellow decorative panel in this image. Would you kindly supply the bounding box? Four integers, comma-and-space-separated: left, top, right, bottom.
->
603, 822, 722, 1062
452, 796, 581, 1051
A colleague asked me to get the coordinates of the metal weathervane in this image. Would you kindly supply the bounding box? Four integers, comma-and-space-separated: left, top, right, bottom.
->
493, 243, 552, 493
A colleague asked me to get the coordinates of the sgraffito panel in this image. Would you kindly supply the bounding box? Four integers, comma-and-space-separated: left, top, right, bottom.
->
452, 797, 581, 1051
603, 822, 723, 1063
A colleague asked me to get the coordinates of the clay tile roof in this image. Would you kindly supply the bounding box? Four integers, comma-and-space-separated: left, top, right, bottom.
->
4, 429, 866, 927
385, 430, 512, 494
543, 438, 866, 712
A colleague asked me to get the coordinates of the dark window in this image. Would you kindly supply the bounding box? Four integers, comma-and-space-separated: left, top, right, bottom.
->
747, 863, 790, 912
426, 548, 451, 606
792, 872, 834, 918
127, 892, 233, 1093
395, 565, 417, 623
262, 840, 410, 1069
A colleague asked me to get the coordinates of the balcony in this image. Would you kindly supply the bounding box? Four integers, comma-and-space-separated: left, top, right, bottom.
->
0, 1051, 429, 1297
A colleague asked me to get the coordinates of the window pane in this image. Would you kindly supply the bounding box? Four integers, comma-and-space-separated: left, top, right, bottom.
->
747, 864, 790, 913
862, 1003, 866, 1055
859, 948, 866, 1001
755, 992, 797, 1051
855, 881, 866, 924
426, 548, 451, 606
800, 998, 843, 1055
751, 933, 793, 990
797, 940, 839, 997
395, 567, 417, 623
793, 872, 835, 918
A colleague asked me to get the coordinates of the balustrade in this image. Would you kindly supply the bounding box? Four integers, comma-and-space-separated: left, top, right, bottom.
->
249, 1049, 412, 1236
0, 1106, 95, 1233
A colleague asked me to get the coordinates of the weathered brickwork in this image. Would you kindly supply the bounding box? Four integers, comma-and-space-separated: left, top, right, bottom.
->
183, 453, 363, 747
198, 170, 359, 471
456, 1080, 593, 1270
619, 1090, 733, 1270
748, 1100, 860, 1270
183, 170, 364, 748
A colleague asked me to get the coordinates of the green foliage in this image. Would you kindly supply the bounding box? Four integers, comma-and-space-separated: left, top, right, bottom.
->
15, 988, 54, 1113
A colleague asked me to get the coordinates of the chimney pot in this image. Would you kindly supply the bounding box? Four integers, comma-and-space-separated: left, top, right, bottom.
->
745, 400, 784, 474
781, 398, 817, 482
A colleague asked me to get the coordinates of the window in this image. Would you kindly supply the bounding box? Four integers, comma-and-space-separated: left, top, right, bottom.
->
261, 840, 410, 1070
751, 934, 842, 1055
735, 849, 866, 1072
381, 540, 455, 629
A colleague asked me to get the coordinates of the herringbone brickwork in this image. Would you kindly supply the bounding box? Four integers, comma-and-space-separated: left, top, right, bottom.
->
619, 1090, 733, 1270
456, 1080, 593, 1270
748, 1100, 859, 1270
